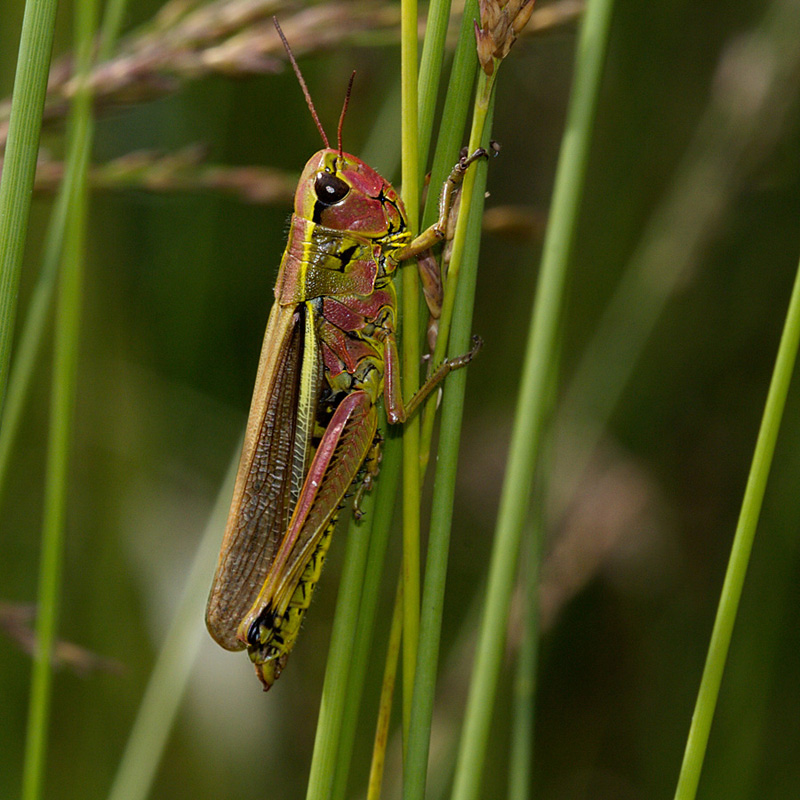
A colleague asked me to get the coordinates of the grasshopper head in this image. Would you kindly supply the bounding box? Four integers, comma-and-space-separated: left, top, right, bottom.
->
295, 149, 408, 239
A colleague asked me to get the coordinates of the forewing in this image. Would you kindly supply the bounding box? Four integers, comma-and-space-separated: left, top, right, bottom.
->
206, 302, 319, 650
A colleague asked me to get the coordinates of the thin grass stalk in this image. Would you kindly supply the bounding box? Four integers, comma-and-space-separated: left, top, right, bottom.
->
360, 1, 477, 779
304, 489, 377, 799
449, 0, 615, 796
400, 12, 509, 791
416, 0, 453, 173
16, 0, 131, 781
419, 0, 480, 234
368, 576, 494, 800
0, 0, 131, 503
350, 0, 477, 788
507, 516, 541, 800
367, 574, 405, 800
97, 0, 130, 58
508, 323, 559, 800
0, 183, 70, 501
673, 261, 800, 798
12, 0, 130, 786
20, 0, 99, 793
399, 0, 422, 747
0, 0, 130, 517
699, 507, 798, 800
329, 429, 403, 800
402, 91, 495, 800
20, 131, 89, 800
418, 0, 480, 470
424, 64, 494, 377
106, 451, 238, 800
0, 0, 59, 408
362, 4, 482, 788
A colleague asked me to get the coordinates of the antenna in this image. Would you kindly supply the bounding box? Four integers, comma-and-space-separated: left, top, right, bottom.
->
337, 71, 356, 157
273, 17, 330, 149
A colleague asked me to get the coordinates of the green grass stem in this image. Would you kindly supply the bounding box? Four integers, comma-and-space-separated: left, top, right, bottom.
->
0, 0, 59, 409
0, 0, 132, 515
448, 0, 615, 797
419, 0, 480, 235
420, 0, 479, 225
418, 0, 479, 470
329, 429, 403, 800
673, 258, 800, 800
416, 0, 453, 174
97, 0, 130, 60
19, 0, 99, 794
402, 86, 495, 800
304, 489, 376, 800
508, 517, 542, 800
506, 363, 557, 800
357, 4, 483, 787
19, 0, 133, 794
0, 0, 129, 502
0, 179, 69, 502
20, 130, 89, 800
424, 64, 494, 377
367, 574, 405, 800
399, 0, 422, 747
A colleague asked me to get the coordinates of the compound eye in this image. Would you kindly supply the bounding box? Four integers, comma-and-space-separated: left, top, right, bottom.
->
314, 172, 350, 205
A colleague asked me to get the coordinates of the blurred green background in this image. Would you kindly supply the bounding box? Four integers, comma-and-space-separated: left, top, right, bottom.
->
2, 0, 800, 798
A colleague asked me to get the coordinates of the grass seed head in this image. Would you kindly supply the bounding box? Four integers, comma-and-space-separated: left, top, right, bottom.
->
475, 0, 536, 75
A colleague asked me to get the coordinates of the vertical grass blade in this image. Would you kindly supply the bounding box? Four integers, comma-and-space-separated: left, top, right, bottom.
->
418, 0, 479, 469
20, 141, 89, 800
97, 0, 130, 59
402, 90, 495, 800
416, 0, 453, 173
399, 0, 422, 746
673, 260, 800, 800
0, 0, 59, 408
420, 0, 479, 234
0, 0, 129, 504
20, 0, 99, 794
424, 63, 494, 380
324, 5, 470, 784
367, 574, 405, 800
0, 183, 69, 501
507, 519, 542, 800
328, 431, 403, 800
448, 0, 616, 797
304, 493, 376, 800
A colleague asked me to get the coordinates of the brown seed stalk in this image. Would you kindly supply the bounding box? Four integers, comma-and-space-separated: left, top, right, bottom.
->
474, 0, 536, 76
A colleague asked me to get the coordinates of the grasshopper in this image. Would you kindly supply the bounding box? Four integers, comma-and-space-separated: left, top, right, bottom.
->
206, 19, 486, 690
